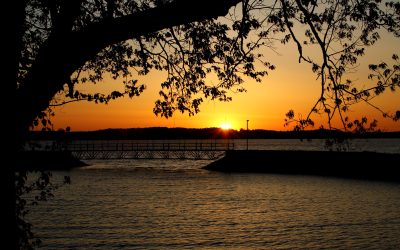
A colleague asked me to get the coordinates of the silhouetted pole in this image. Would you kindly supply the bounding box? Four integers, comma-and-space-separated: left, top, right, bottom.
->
246, 120, 249, 150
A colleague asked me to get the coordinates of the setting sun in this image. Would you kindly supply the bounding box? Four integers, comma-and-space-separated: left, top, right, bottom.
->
220, 123, 232, 130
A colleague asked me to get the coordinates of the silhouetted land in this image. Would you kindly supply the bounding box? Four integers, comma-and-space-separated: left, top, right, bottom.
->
28, 127, 400, 140
16, 151, 88, 171
203, 150, 400, 182
22, 128, 400, 181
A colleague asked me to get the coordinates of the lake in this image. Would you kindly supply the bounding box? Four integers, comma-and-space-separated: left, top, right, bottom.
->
26, 139, 400, 249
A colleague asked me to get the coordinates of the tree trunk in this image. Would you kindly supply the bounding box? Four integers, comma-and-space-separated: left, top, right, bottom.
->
15, 0, 241, 138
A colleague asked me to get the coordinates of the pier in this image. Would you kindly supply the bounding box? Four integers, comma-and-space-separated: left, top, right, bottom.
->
62, 141, 235, 160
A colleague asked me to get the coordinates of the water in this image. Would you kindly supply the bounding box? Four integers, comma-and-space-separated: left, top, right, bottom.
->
26, 139, 400, 249
229, 138, 400, 153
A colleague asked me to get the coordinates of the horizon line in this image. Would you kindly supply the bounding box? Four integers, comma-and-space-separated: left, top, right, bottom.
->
33, 126, 400, 133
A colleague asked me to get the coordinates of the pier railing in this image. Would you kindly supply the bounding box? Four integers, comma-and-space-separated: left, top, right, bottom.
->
66, 142, 233, 151
61, 141, 235, 160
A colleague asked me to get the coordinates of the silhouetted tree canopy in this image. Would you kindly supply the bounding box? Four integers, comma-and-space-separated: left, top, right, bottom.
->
16, 0, 399, 136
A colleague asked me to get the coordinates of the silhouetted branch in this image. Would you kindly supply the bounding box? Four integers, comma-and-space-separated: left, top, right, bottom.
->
16, 0, 242, 133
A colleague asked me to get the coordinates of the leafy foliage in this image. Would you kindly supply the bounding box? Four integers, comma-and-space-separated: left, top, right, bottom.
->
18, 0, 399, 129
18, 0, 278, 123
273, 0, 400, 130
15, 171, 70, 249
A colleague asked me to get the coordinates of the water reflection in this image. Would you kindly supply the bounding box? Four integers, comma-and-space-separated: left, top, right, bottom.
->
27, 160, 400, 249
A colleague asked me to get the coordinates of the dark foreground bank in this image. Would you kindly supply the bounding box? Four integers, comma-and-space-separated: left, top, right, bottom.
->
16, 151, 89, 171
203, 150, 400, 182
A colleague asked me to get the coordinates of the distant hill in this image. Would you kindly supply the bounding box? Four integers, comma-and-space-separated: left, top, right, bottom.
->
28, 127, 400, 140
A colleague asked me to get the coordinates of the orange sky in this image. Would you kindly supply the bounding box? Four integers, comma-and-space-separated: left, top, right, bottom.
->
51, 31, 400, 132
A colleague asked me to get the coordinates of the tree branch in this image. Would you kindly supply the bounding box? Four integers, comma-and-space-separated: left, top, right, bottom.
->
16, 0, 242, 133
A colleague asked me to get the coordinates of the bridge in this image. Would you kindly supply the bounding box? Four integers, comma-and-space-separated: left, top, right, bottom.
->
63, 141, 235, 160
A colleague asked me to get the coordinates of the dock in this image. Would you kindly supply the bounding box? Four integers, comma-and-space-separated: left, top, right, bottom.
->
60, 141, 235, 160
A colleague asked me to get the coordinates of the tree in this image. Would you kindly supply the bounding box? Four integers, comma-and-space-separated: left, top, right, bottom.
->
278, 0, 400, 130
13, 0, 399, 248
16, 0, 399, 136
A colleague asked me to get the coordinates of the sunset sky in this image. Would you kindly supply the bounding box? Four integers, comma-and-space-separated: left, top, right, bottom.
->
51, 30, 399, 132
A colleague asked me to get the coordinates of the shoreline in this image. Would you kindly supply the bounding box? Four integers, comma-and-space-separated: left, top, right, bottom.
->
203, 150, 400, 182
16, 151, 89, 171
15, 150, 400, 182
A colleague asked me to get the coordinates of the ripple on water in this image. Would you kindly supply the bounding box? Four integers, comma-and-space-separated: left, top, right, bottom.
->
27, 159, 400, 249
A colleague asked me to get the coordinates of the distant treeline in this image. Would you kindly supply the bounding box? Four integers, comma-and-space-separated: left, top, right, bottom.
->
28, 127, 400, 141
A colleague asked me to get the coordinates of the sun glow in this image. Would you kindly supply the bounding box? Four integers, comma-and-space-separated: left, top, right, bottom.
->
220, 122, 232, 130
